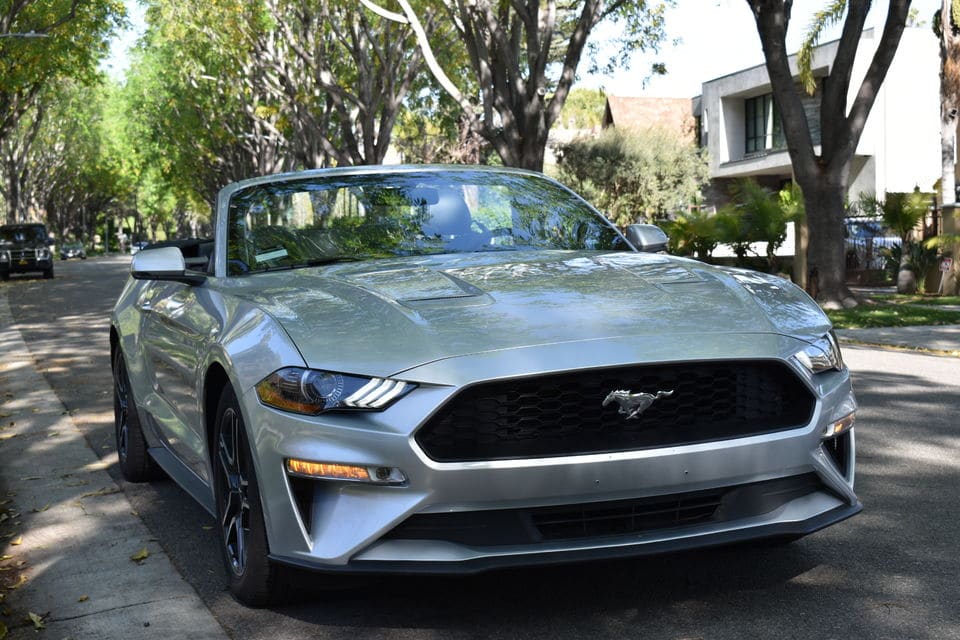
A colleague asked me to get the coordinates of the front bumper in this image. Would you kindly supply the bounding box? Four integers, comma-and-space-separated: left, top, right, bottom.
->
1, 254, 52, 274
241, 334, 859, 573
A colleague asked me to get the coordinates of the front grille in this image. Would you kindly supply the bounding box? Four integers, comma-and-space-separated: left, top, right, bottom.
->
416, 361, 814, 462
10, 249, 36, 261
383, 474, 823, 546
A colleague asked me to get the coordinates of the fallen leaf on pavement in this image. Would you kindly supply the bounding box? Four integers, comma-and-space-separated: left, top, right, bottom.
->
0, 434, 16, 441
31, 504, 50, 513
77, 595, 89, 603
201, 525, 213, 530
79, 487, 120, 499
0, 514, 6, 524
0, 556, 10, 561
130, 547, 150, 563
9, 536, 21, 546
27, 612, 44, 630
19, 476, 41, 481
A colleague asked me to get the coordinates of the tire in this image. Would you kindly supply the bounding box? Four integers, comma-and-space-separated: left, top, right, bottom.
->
213, 386, 283, 606
0, 271, 8, 281
113, 349, 160, 482
43, 265, 54, 279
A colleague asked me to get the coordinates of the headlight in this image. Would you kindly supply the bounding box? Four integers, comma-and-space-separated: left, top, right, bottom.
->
37, 248, 51, 260
0, 250, 8, 262
255, 367, 415, 415
795, 332, 844, 373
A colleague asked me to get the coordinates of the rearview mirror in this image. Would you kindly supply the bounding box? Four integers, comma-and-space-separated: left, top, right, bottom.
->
625, 224, 669, 253
131, 246, 205, 285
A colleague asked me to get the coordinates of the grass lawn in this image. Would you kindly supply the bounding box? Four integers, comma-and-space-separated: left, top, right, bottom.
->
866, 293, 960, 306
826, 301, 960, 329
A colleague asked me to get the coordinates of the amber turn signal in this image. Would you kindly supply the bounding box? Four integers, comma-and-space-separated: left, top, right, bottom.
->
286, 459, 370, 481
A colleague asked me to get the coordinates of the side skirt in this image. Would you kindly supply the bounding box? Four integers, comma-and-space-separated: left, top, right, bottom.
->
148, 446, 216, 517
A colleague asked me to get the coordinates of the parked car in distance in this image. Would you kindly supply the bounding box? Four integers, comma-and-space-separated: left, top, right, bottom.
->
60, 241, 87, 260
111, 165, 860, 606
844, 217, 898, 270
0, 223, 54, 280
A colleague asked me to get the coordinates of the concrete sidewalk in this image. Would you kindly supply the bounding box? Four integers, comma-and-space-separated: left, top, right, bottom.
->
836, 324, 960, 355
0, 294, 227, 639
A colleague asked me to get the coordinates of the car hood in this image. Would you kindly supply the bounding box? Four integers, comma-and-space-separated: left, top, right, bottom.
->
225, 251, 830, 377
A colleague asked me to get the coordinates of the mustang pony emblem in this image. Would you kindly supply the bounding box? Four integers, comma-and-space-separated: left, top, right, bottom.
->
602, 389, 674, 420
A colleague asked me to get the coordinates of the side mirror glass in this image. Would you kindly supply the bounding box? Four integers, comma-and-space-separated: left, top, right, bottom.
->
625, 224, 669, 253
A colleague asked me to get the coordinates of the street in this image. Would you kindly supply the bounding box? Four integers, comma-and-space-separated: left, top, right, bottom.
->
3, 257, 960, 640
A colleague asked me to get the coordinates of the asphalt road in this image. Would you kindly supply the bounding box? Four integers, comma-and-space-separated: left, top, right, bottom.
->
4, 257, 960, 640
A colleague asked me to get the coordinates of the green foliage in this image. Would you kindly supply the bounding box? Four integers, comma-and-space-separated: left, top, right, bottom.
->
663, 208, 718, 260
882, 242, 940, 293
0, 0, 126, 221
717, 179, 804, 270
797, 0, 847, 95
858, 189, 929, 245
557, 127, 709, 227
557, 89, 606, 129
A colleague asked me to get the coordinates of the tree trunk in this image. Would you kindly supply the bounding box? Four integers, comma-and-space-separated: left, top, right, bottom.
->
797, 173, 856, 308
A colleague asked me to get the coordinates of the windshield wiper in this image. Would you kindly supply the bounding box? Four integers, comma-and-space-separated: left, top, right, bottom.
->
299, 256, 365, 267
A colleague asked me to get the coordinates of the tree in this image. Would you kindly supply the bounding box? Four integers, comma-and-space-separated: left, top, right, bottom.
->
361, 0, 670, 171
934, 0, 960, 293
557, 126, 710, 227
936, 2, 960, 211
749, 0, 911, 307
263, 0, 431, 167
0, 0, 125, 222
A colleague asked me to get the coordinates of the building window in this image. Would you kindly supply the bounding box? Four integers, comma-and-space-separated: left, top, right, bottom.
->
745, 93, 785, 154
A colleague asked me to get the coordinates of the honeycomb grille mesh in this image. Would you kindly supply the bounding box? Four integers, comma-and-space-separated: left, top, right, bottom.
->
415, 361, 814, 462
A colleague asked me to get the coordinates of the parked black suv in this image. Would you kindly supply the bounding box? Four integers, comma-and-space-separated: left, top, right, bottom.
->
0, 223, 55, 280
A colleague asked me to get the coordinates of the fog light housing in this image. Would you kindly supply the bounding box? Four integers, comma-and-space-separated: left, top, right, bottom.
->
285, 458, 406, 485
823, 412, 855, 438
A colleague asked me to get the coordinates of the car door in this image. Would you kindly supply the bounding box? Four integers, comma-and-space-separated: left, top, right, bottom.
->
138, 281, 219, 482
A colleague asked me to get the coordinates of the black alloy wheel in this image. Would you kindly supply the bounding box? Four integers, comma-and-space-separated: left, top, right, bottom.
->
213, 386, 281, 606
112, 349, 159, 482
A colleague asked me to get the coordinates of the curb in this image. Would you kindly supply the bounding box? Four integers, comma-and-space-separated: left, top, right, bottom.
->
0, 292, 228, 639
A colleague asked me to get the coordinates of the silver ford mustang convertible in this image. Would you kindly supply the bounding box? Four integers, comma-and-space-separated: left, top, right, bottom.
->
110, 165, 860, 605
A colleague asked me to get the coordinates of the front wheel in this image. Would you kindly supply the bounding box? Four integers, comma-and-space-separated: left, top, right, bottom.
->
113, 349, 160, 482
213, 386, 283, 606
43, 265, 54, 279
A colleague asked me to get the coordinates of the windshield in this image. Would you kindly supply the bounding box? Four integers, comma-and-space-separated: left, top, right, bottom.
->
226, 170, 628, 275
0, 225, 47, 246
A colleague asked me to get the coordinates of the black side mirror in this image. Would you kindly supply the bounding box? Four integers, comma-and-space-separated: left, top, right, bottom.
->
625, 224, 669, 253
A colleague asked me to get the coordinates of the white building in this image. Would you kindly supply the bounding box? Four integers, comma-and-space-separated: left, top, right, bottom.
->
694, 26, 940, 204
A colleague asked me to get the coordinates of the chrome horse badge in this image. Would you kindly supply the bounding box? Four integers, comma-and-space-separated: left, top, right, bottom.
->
602, 389, 674, 420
